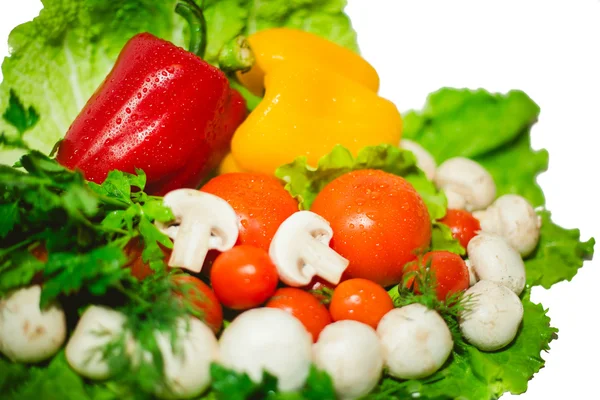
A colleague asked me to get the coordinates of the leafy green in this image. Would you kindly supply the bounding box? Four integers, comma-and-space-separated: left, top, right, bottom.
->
430, 222, 465, 255
0, 0, 358, 164
208, 364, 336, 400
403, 87, 594, 287
275, 144, 447, 220
0, 90, 39, 150
403, 88, 540, 164
0, 151, 173, 299
367, 291, 556, 400
525, 211, 595, 288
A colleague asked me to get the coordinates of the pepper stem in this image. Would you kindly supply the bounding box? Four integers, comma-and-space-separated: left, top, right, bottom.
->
218, 36, 255, 74
175, 0, 207, 59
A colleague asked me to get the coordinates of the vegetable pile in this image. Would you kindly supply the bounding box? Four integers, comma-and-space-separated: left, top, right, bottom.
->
0, 1, 594, 400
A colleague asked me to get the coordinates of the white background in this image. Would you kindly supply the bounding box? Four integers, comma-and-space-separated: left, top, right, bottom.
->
0, 1, 598, 399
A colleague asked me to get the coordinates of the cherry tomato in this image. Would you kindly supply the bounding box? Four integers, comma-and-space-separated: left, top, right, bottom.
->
311, 169, 432, 287
122, 237, 171, 280
266, 288, 332, 342
172, 275, 223, 334
210, 245, 279, 310
201, 173, 298, 251
329, 278, 394, 329
439, 209, 481, 249
404, 251, 470, 301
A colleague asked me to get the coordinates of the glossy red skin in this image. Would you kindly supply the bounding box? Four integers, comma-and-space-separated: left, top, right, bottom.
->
329, 278, 394, 329
266, 288, 332, 342
172, 275, 223, 334
311, 169, 432, 287
439, 209, 481, 249
56, 33, 247, 196
210, 245, 279, 310
200, 173, 298, 251
405, 251, 470, 301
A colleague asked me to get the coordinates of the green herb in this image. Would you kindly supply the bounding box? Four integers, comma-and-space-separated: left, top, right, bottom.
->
275, 144, 447, 220
0, 90, 39, 150
0, 151, 173, 301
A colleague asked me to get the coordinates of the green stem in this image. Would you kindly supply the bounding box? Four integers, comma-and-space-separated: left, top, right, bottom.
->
175, 0, 207, 59
218, 36, 255, 73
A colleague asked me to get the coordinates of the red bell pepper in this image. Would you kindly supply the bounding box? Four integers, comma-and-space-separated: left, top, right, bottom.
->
56, 1, 247, 195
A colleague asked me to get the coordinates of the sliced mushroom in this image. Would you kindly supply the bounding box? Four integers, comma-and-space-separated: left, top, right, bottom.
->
0, 285, 66, 363
473, 194, 542, 257
219, 308, 313, 392
156, 189, 239, 273
434, 157, 496, 211
459, 280, 524, 351
65, 306, 129, 380
467, 233, 526, 295
269, 211, 349, 287
400, 139, 437, 181
152, 317, 219, 399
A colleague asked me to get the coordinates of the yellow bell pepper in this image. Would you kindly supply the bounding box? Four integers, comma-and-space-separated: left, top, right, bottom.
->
230, 62, 402, 175
237, 28, 380, 96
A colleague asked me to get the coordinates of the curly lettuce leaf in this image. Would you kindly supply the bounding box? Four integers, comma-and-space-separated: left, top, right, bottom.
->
367, 291, 556, 400
525, 211, 595, 288
403, 88, 594, 287
430, 222, 465, 255
0, 0, 358, 165
275, 144, 447, 220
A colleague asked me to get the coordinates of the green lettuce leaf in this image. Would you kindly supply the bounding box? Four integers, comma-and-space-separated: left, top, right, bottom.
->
0, 0, 358, 165
525, 211, 595, 288
403, 87, 594, 287
430, 222, 465, 255
403, 88, 540, 164
366, 291, 557, 400
275, 144, 447, 220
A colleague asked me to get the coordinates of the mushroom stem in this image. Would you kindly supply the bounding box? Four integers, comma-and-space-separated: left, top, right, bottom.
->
169, 218, 211, 272
301, 237, 348, 284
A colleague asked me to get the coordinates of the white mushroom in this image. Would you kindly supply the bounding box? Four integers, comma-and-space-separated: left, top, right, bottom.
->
459, 280, 524, 351
313, 320, 383, 400
467, 233, 526, 295
376, 304, 453, 380
156, 189, 239, 273
0, 285, 66, 363
473, 194, 542, 257
434, 157, 496, 211
151, 317, 219, 399
465, 259, 478, 287
400, 139, 437, 180
269, 211, 349, 287
219, 308, 312, 392
65, 306, 128, 380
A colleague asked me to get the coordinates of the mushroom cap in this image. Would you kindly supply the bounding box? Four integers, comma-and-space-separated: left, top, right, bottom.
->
473, 194, 541, 257
459, 280, 524, 351
65, 305, 127, 380
467, 233, 526, 295
400, 139, 437, 181
219, 308, 312, 392
313, 320, 383, 400
434, 157, 496, 211
0, 285, 66, 363
153, 317, 219, 399
377, 304, 453, 380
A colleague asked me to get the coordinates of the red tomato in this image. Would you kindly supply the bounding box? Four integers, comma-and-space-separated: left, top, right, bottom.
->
311, 169, 432, 287
329, 278, 394, 329
266, 288, 332, 342
172, 275, 223, 334
210, 245, 279, 310
123, 237, 171, 280
200, 173, 298, 251
404, 251, 470, 301
439, 209, 481, 249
